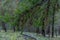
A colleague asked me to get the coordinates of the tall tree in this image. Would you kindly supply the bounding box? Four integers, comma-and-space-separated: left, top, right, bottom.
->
51, 0, 58, 37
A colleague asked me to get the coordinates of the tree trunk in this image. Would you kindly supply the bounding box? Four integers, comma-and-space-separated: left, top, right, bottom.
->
51, 0, 57, 37
13, 26, 15, 32
2, 22, 7, 32
36, 27, 40, 34
1, 6, 7, 32
42, 18, 45, 37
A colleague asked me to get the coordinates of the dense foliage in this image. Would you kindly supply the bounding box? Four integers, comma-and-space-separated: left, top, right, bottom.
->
0, 0, 60, 37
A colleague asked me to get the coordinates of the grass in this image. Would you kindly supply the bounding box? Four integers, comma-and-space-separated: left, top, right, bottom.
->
0, 32, 25, 40
0, 31, 60, 40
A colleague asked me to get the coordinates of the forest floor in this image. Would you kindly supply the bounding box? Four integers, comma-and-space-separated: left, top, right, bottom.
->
0, 31, 60, 40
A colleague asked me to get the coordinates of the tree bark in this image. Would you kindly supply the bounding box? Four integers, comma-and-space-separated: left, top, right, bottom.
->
51, 0, 57, 37
42, 18, 45, 36
2, 22, 7, 32
1, 7, 7, 32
